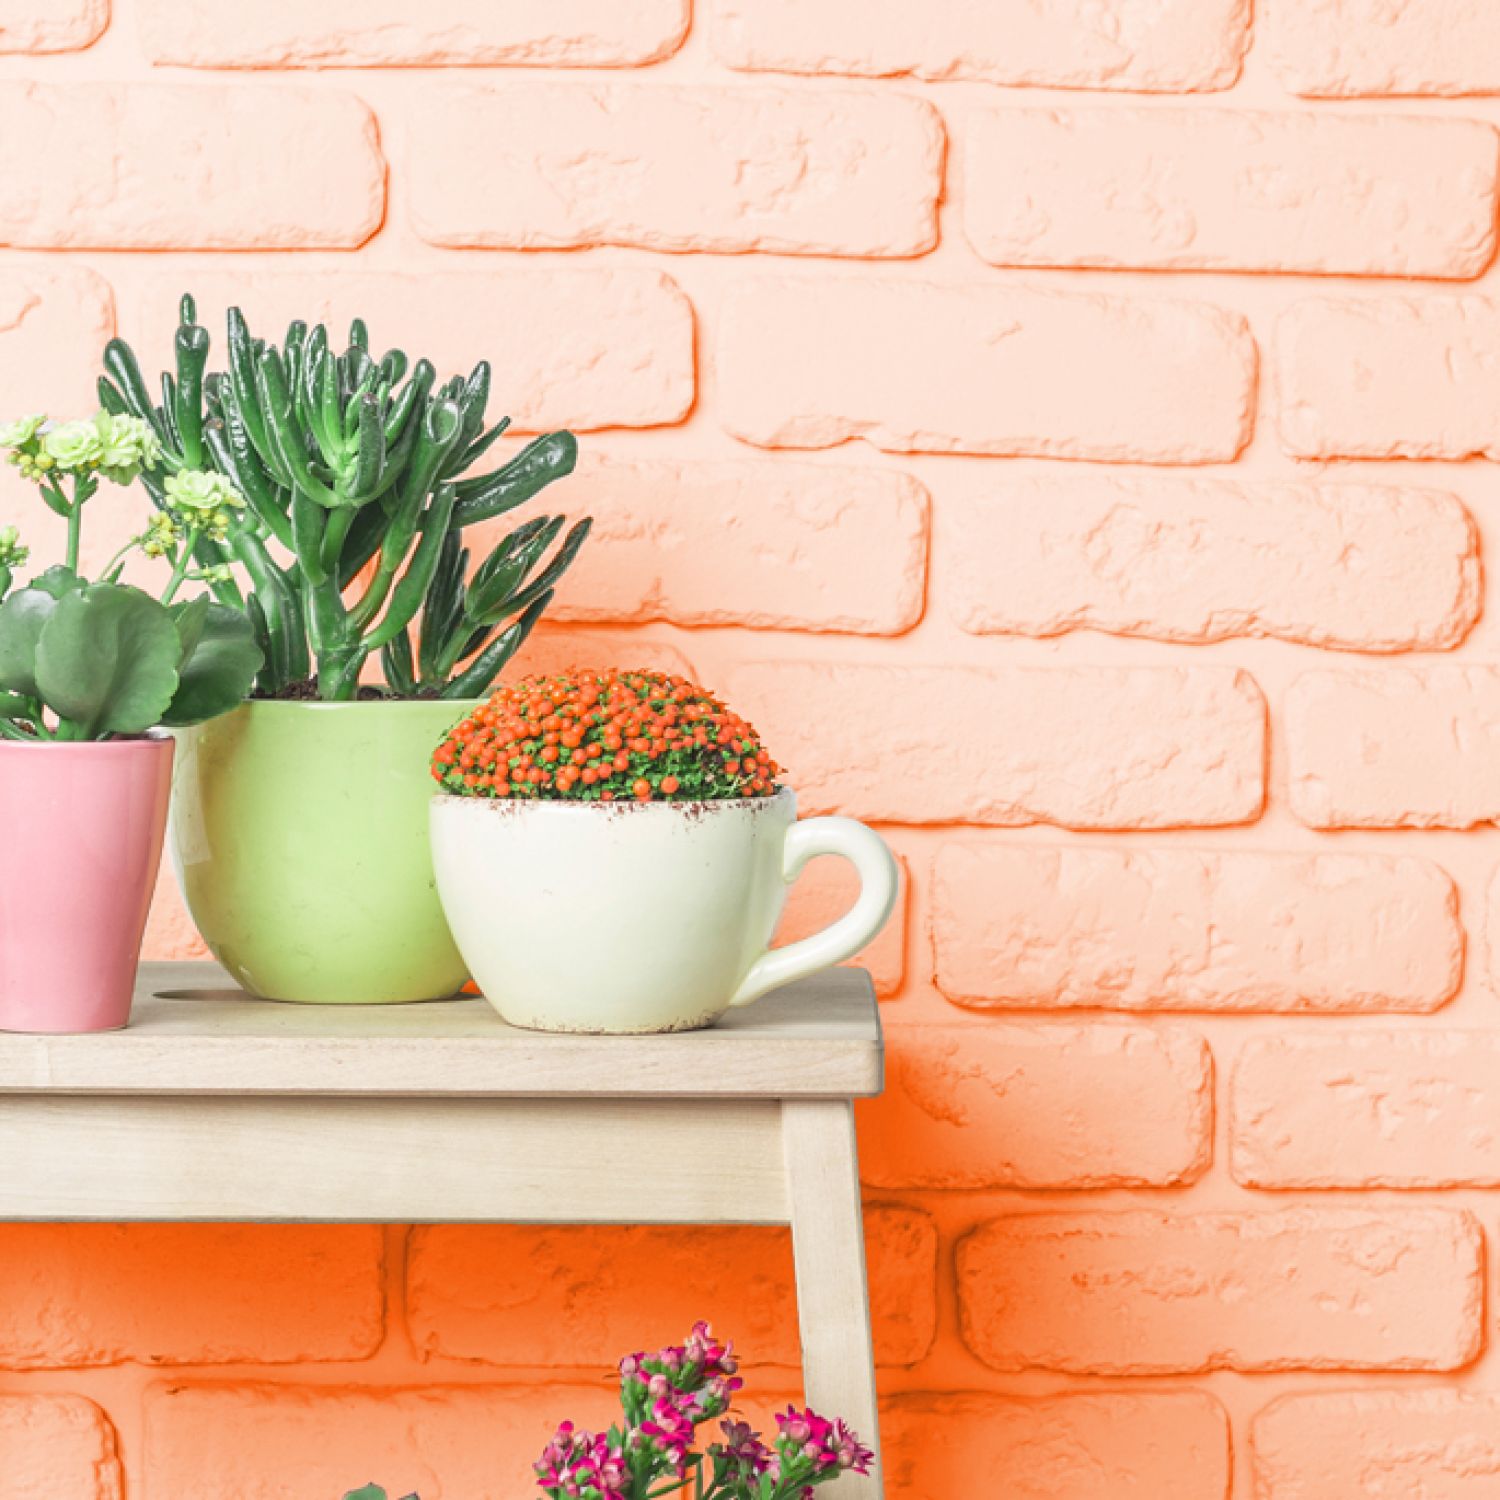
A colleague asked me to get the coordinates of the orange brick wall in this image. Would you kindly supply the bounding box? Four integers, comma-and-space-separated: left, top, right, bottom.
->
3, 2, 1500, 1497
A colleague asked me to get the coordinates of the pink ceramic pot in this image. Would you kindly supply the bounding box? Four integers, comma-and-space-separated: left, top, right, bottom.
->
0, 734, 173, 1033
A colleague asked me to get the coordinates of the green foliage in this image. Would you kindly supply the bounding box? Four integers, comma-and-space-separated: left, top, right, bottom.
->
100, 296, 590, 702
0, 578, 261, 742
343, 1488, 417, 1500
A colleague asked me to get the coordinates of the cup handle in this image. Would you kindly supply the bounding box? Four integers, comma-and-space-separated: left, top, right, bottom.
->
729, 817, 898, 1009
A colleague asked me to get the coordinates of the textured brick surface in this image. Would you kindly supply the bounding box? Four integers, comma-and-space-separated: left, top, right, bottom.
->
0, 267, 114, 415
884, 1392, 1230, 1500
860, 1023, 1211, 1189
967, 107, 1497, 277
1277, 297, 1500, 460
1288, 668, 1500, 829
1267, 0, 1500, 97
140, 0, 688, 67
8, 1, 1500, 1487
0, 1226, 383, 1368
411, 83, 942, 257
1234, 1032, 1500, 1188
729, 663, 1265, 827
144, 1382, 609, 1500
710, 0, 1250, 92
0, 85, 383, 249
408, 1207, 936, 1369
0, 1396, 121, 1500
141, 271, 693, 433
544, 455, 927, 633
932, 843, 1462, 1013
1253, 1390, 1500, 1498
949, 476, 1479, 651
958, 1210, 1483, 1375
0, 0, 105, 52
720, 279, 1255, 462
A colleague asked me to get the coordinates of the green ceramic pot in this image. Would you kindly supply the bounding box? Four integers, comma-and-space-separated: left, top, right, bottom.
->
170, 699, 476, 1004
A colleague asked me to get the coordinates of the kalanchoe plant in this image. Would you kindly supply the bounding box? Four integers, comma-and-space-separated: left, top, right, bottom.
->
0, 413, 262, 741
99, 296, 590, 702
343, 1324, 872, 1500
432, 670, 783, 802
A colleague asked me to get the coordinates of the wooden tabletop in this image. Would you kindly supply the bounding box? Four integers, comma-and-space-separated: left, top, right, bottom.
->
0, 961, 883, 1099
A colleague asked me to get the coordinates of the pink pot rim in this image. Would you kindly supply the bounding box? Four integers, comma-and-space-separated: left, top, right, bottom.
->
0, 730, 175, 758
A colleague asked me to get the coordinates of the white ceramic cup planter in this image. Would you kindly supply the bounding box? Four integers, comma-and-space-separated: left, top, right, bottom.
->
430, 787, 897, 1033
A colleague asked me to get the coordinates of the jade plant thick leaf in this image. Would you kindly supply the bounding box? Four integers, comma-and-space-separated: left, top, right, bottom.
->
99, 297, 591, 702
0, 415, 262, 742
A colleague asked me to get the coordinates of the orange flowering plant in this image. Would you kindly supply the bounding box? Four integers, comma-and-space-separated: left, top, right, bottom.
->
431, 669, 781, 803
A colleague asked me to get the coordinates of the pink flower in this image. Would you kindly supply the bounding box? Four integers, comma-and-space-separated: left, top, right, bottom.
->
714, 1418, 773, 1478
775, 1406, 873, 1477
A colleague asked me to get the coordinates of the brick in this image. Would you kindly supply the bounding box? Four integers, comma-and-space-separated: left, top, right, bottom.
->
1234, 1032, 1500, 1189
1277, 297, 1500, 460
140, 0, 687, 67
0, 1225, 382, 1367
957, 1209, 1482, 1375
949, 475, 1478, 652
1267, 0, 1500, 97
144, 1382, 610, 1500
411, 82, 942, 258
1253, 1390, 1500, 1499
408, 1206, 935, 1369
778, 849, 908, 998
885, 1392, 1230, 1500
710, 0, 1249, 93
140, 270, 693, 433
727, 663, 1265, 827
860, 1022, 1211, 1189
0, 1396, 121, 1500
0, 84, 381, 250
1288, 668, 1500, 829
932, 844, 1461, 1013
0, 267, 113, 417
0, 0, 105, 52
720, 279, 1254, 462
510, 628, 696, 685
542, 455, 927, 634
969, 107, 1495, 278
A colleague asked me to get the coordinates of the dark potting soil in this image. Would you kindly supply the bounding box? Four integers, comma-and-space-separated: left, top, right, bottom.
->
253, 679, 444, 703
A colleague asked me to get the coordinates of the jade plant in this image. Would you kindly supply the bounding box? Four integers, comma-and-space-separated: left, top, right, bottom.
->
98, 296, 590, 701
0, 413, 261, 740
341, 1323, 871, 1500
431, 670, 782, 802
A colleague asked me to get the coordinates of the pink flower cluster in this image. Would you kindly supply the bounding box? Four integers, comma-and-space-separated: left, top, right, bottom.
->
533, 1324, 871, 1500
533, 1422, 630, 1500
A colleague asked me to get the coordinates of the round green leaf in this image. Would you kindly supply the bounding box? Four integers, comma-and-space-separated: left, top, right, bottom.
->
0, 586, 61, 697
162, 601, 262, 727
34, 583, 181, 738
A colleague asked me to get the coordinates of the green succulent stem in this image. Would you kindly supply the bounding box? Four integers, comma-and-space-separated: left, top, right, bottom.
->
108, 302, 589, 702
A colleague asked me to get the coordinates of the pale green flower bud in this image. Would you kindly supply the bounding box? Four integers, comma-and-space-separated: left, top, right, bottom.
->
0, 415, 45, 450
140, 511, 181, 559
11, 449, 54, 481
0, 524, 27, 568
42, 419, 105, 472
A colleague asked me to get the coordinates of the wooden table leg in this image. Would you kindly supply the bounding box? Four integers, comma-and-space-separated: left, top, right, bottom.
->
782, 1098, 883, 1498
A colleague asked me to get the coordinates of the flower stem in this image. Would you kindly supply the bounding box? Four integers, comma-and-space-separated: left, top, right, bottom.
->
64, 494, 81, 573
159, 530, 197, 606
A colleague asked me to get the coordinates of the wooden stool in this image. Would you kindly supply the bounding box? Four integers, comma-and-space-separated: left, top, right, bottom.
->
0, 961, 886, 1497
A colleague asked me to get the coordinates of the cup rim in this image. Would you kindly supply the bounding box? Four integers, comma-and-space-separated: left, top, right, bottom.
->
432, 785, 795, 815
